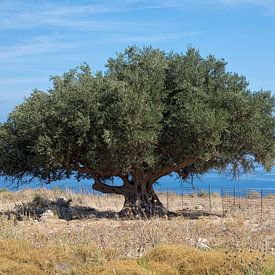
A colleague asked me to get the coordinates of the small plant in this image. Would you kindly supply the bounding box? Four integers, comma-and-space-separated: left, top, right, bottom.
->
0, 188, 12, 201
52, 186, 63, 193
32, 194, 51, 208
0, 188, 9, 193
197, 191, 208, 198
211, 192, 220, 198
247, 191, 260, 199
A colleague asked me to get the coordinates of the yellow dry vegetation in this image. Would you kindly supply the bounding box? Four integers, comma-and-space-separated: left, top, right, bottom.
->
1, 190, 275, 274
0, 238, 112, 274
140, 245, 275, 274
0, 239, 274, 274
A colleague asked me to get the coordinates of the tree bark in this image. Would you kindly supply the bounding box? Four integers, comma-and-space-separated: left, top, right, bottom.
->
93, 177, 124, 195
120, 181, 166, 218
92, 174, 166, 218
79, 158, 216, 218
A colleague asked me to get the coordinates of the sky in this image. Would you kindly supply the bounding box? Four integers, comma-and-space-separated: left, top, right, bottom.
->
0, 0, 275, 122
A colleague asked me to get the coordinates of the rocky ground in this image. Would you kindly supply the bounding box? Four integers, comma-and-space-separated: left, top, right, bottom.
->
0, 188, 274, 274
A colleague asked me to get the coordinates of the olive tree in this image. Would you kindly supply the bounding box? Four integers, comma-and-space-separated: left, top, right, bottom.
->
0, 47, 274, 216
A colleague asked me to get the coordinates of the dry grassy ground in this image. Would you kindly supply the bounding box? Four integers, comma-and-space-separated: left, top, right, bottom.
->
0, 188, 274, 274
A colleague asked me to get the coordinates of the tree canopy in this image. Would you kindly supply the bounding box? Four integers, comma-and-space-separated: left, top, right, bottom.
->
0, 46, 274, 216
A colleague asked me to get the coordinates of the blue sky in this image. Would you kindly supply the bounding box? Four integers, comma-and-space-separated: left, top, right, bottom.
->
1, 0, 275, 122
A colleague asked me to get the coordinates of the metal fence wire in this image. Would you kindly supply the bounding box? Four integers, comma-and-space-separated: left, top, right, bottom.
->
221, 188, 275, 219
90, 184, 274, 220
154, 186, 275, 220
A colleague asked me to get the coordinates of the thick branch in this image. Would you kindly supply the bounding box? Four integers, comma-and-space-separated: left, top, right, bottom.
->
92, 177, 124, 195
149, 154, 221, 184
119, 174, 134, 187
148, 159, 195, 184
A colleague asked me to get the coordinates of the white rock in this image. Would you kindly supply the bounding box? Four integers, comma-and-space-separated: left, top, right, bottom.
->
197, 237, 210, 250
197, 242, 211, 250
198, 237, 208, 243
40, 209, 55, 220
195, 205, 204, 210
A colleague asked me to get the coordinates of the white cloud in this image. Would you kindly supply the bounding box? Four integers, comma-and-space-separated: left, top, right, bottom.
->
0, 76, 48, 86
201, 0, 275, 10
2, 0, 272, 33
0, 0, 204, 62
0, 35, 82, 62
0, 30, 204, 63
0, 1, 181, 31
219, 0, 274, 5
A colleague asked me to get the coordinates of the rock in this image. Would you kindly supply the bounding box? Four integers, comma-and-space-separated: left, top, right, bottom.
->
195, 205, 204, 210
40, 209, 55, 220
198, 237, 208, 243
197, 242, 211, 250
197, 237, 210, 250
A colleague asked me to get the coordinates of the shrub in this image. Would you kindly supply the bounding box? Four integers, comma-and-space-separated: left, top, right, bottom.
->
247, 191, 261, 199
197, 191, 208, 198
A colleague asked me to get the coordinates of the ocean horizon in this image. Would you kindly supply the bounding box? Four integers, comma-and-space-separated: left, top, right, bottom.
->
1, 166, 274, 194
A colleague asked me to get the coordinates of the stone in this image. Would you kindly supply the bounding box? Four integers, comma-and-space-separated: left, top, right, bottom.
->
195, 205, 204, 210
40, 209, 55, 220
197, 237, 211, 250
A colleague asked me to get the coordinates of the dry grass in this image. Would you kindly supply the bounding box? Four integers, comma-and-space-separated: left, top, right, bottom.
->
0, 189, 275, 274
140, 245, 275, 274
0, 187, 222, 213
0, 238, 274, 274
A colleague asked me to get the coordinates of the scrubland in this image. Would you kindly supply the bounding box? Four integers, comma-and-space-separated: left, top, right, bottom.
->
0, 188, 274, 274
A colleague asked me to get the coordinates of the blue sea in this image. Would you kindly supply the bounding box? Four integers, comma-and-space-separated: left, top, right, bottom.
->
0, 166, 274, 194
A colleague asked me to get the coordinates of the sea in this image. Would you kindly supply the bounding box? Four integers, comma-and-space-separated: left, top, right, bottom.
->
0, 166, 274, 194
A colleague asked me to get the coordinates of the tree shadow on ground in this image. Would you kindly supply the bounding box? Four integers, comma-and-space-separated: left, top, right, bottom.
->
0, 196, 222, 221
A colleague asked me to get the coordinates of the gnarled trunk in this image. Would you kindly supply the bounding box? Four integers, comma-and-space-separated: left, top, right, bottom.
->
92, 175, 167, 218
77, 159, 195, 218
120, 183, 166, 218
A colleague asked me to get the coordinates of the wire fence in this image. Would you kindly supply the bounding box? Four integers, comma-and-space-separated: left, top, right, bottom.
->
153, 186, 275, 220
221, 188, 275, 219
84, 184, 275, 220
155, 186, 215, 212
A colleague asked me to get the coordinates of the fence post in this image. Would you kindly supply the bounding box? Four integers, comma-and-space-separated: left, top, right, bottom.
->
233, 186, 236, 207
261, 189, 263, 220
181, 188, 184, 210
208, 185, 212, 212
221, 188, 224, 217
166, 187, 169, 211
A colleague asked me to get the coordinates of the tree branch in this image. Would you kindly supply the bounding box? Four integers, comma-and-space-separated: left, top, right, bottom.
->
148, 159, 195, 185
119, 174, 134, 187
92, 176, 124, 195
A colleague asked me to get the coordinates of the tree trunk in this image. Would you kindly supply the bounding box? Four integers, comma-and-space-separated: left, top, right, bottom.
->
92, 175, 167, 218
79, 159, 196, 218
120, 183, 166, 218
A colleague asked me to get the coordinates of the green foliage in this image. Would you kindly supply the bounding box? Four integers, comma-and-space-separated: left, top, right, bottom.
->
0, 46, 274, 184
